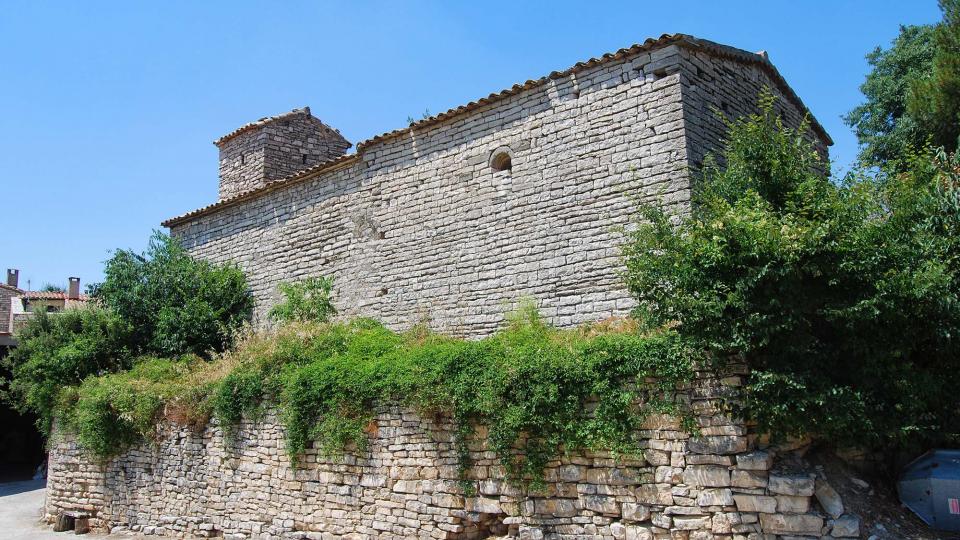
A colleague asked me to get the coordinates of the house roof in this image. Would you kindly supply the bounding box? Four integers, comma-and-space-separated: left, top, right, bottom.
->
0, 283, 23, 294
21, 291, 91, 301
163, 33, 832, 228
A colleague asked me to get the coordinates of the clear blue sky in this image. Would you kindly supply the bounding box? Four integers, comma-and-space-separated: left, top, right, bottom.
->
0, 1, 942, 290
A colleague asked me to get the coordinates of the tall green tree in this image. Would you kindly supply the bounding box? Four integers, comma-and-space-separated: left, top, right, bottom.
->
909, 0, 960, 155
91, 232, 254, 357
844, 24, 935, 168
2, 307, 133, 435
624, 93, 960, 460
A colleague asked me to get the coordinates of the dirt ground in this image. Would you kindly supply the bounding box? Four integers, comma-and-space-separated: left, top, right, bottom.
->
807, 448, 960, 540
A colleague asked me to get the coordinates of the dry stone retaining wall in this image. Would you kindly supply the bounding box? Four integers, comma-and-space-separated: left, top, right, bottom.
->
45, 365, 853, 539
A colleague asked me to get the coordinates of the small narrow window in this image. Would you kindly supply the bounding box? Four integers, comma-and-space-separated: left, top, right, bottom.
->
240, 153, 246, 164
491, 152, 512, 172
302, 154, 308, 164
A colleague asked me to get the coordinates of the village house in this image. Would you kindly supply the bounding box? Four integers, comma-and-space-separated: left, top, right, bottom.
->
0, 269, 89, 348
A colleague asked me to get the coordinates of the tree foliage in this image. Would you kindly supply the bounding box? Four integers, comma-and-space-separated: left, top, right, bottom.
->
2, 232, 253, 436
2, 307, 133, 435
92, 231, 253, 357
844, 23, 936, 168
268, 277, 337, 324
909, 0, 960, 155
624, 93, 960, 459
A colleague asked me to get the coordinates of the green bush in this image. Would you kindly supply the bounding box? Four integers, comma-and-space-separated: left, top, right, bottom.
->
92, 231, 253, 358
60, 356, 211, 457
268, 277, 337, 324
2, 307, 133, 436
623, 91, 960, 459
2, 231, 254, 438
62, 308, 694, 488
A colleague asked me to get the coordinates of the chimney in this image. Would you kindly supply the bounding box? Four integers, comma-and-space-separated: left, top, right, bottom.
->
68, 277, 80, 300
6, 268, 18, 288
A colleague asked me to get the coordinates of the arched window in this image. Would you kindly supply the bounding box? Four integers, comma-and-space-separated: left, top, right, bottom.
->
489, 147, 513, 172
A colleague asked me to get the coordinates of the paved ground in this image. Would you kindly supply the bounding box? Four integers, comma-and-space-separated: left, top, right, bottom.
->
0, 479, 117, 539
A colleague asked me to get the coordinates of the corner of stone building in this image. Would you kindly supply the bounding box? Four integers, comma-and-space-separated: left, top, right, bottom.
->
215, 107, 352, 201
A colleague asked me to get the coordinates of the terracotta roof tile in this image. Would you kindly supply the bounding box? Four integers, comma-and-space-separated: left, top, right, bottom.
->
163, 33, 831, 228
22, 291, 91, 301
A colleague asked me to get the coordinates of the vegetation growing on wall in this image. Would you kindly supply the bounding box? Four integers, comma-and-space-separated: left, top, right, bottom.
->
51, 302, 696, 488
1, 232, 252, 436
623, 90, 960, 461
268, 276, 337, 324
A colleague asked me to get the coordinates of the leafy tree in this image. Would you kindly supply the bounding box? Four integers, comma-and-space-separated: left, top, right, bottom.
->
624, 93, 960, 461
268, 277, 337, 324
1, 307, 133, 435
844, 24, 935, 168
40, 283, 65, 293
909, 0, 960, 155
91, 232, 253, 357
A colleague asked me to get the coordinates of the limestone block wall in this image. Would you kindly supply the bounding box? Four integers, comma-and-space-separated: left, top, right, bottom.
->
678, 48, 830, 171
45, 365, 852, 539
174, 48, 694, 337
0, 286, 16, 335
217, 109, 351, 201
170, 42, 827, 339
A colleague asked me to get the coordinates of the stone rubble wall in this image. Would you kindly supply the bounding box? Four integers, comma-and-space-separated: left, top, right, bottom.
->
171, 45, 826, 338
217, 112, 351, 201
0, 285, 16, 336
45, 366, 854, 539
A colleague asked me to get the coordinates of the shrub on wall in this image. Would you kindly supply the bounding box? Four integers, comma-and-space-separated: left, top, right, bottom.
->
2, 307, 133, 436
622, 91, 960, 460
268, 276, 337, 324
2, 232, 253, 436
54, 305, 697, 488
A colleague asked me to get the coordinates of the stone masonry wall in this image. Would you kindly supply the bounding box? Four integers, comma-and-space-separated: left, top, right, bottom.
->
217, 110, 351, 201
45, 364, 854, 539
217, 128, 268, 200
171, 44, 827, 338
0, 286, 15, 335
678, 48, 829, 172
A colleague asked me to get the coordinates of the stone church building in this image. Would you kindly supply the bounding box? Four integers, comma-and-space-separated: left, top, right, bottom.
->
163, 34, 831, 336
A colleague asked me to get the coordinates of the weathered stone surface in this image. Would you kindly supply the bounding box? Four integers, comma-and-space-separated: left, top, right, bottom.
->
831, 514, 860, 537
672, 516, 712, 530
582, 494, 619, 515
733, 494, 778, 514
625, 525, 654, 540
775, 494, 810, 514
731, 469, 768, 489
696, 488, 734, 506
465, 496, 501, 514
735, 450, 774, 471
687, 435, 748, 455
759, 513, 824, 536
768, 473, 816, 496
682, 466, 730, 487
621, 502, 651, 523
815, 476, 844, 518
